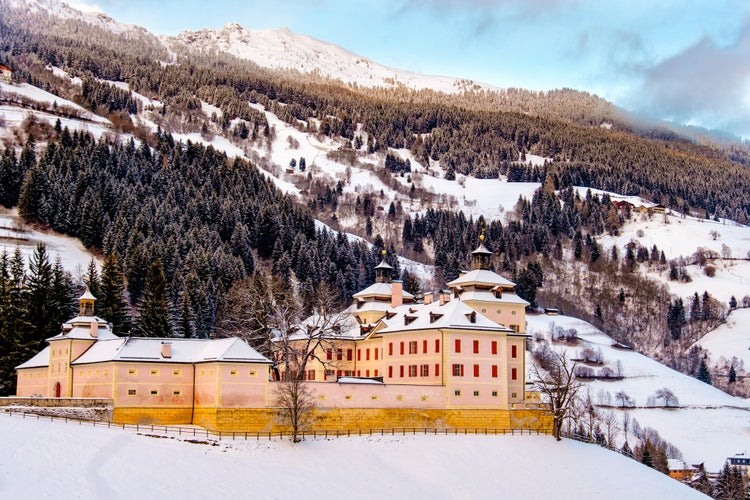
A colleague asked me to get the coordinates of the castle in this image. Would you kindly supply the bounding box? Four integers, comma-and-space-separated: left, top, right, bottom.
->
14, 239, 551, 432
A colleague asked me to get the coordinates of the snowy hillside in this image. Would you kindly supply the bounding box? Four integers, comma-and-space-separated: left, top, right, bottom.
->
0, 414, 706, 499
526, 313, 750, 471
696, 308, 750, 373
0, 207, 96, 275
175, 23, 493, 93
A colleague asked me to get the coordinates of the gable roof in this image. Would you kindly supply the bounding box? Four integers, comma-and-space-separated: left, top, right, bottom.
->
47, 316, 119, 341
353, 282, 415, 300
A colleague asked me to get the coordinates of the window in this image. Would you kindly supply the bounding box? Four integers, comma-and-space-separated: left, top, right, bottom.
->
337, 370, 342, 377
409, 341, 417, 354
249, 370, 257, 376
388, 366, 393, 378
423, 340, 428, 353
491, 341, 498, 355
512, 345, 518, 358
492, 391, 498, 397
473, 340, 479, 354
356, 370, 361, 377
421, 364, 429, 377
366, 370, 370, 377
409, 365, 417, 377
473, 391, 480, 397
230, 370, 238, 376
492, 365, 498, 378
473, 364, 480, 377
511, 368, 518, 380
389, 343, 393, 356
327, 349, 333, 361
375, 348, 379, 360
357, 349, 361, 361
400, 366, 405, 378
511, 392, 517, 399
336, 349, 343, 361
400, 342, 405, 355
128, 369, 136, 375
454, 390, 461, 396
173, 390, 181, 396
455, 339, 461, 353
307, 370, 316, 380
435, 339, 440, 353
150, 369, 159, 376
452, 364, 464, 376
173, 369, 181, 376
374, 369, 378, 376
435, 364, 440, 377
150, 390, 158, 395
347, 349, 353, 361
128, 389, 136, 396
366, 348, 370, 361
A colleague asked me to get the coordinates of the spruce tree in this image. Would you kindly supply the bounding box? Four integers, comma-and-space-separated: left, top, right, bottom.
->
134, 259, 171, 337
99, 254, 130, 335
729, 364, 737, 383
697, 359, 712, 385
25, 243, 55, 349
85, 258, 101, 303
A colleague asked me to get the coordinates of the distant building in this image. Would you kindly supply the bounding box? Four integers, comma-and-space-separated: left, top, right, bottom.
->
0, 64, 12, 84
728, 454, 750, 478
668, 459, 697, 482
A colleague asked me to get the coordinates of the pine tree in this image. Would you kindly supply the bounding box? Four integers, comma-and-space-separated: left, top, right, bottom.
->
134, 259, 171, 337
641, 445, 654, 468
729, 364, 737, 383
99, 254, 130, 335
25, 243, 55, 349
697, 359, 712, 385
85, 257, 101, 303
177, 289, 194, 339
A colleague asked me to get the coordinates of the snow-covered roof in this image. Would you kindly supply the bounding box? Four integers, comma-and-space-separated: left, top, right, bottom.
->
378, 299, 513, 334
16, 346, 51, 369
668, 459, 696, 471
72, 337, 271, 365
78, 288, 96, 301
47, 317, 118, 341
353, 282, 415, 299
447, 269, 516, 288
336, 377, 384, 385
457, 289, 530, 306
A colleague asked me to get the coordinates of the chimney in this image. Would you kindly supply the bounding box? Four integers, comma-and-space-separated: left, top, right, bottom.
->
424, 293, 434, 305
439, 290, 451, 306
391, 280, 403, 308
90, 321, 98, 338
161, 342, 172, 358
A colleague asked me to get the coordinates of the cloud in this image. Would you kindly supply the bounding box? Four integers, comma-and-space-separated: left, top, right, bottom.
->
627, 22, 750, 137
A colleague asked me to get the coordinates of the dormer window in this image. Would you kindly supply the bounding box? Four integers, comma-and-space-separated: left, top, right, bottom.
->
429, 312, 443, 324
385, 311, 397, 319
465, 311, 477, 323
404, 315, 417, 326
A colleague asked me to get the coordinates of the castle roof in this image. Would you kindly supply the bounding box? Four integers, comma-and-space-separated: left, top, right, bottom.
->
377, 299, 513, 334
72, 337, 271, 365
47, 317, 118, 341
447, 268, 516, 288
15, 346, 51, 369
353, 282, 414, 300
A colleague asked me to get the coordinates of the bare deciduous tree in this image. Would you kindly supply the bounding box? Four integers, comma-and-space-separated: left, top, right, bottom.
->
531, 349, 582, 441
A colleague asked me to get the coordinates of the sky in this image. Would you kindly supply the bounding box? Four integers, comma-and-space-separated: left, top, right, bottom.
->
74, 0, 750, 138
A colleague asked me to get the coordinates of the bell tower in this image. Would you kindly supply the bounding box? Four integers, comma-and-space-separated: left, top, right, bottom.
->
79, 287, 96, 317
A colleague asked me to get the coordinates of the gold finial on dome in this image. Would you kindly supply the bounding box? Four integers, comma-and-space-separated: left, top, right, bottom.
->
479, 234, 485, 241
381, 249, 387, 256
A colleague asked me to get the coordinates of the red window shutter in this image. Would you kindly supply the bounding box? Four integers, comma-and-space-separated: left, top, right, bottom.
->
473, 340, 479, 354
357, 370, 360, 377
423, 340, 428, 353
347, 349, 353, 361
455, 339, 461, 353
337, 349, 342, 361
400, 342, 405, 355
473, 364, 479, 377
366, 348, 370, 361
326, 348, 332, 360
492, 341, 498, 355
435, 339, 440, 353
336, 370, 342, 377
492, 365, 498, 378
366, 370, 370, 377
388, 366, 393, 378
512, 368, 517, 380
512, 345, 518, 358
400, 365, 404, 377
389, 343, 393, 356
435, 364, 440, 377
461, 365, 464, 376
375, 349, 379, 360
357, 349, 361, 361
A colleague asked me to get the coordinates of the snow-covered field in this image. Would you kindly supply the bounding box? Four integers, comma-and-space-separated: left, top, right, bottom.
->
526, 313, 750, 471
0, 413, 705, 499
696, 308, 750, 370
0, 207, 96, 275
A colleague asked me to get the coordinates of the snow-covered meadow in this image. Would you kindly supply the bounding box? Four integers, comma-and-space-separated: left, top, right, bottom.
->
0, 413, 705, 499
